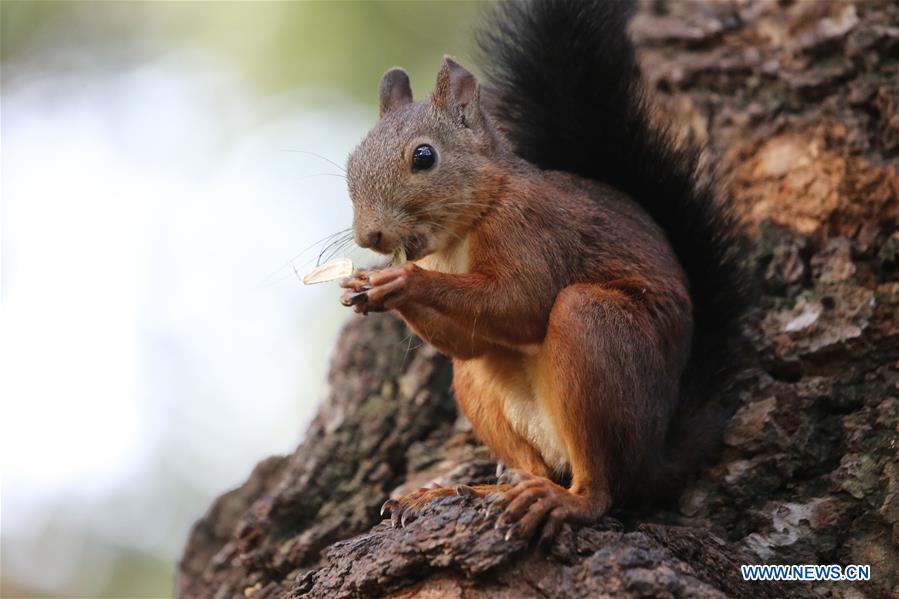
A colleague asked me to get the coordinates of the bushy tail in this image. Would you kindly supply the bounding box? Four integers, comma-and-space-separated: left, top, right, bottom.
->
478, 0, 751, 501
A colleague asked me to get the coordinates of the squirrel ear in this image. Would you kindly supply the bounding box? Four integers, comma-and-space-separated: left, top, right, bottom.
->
379, 67, 413, 118
433, 56, 478, 112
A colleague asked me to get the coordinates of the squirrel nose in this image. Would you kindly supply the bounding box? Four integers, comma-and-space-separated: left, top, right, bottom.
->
356, 226, 395, 253
366, 230, 383, 249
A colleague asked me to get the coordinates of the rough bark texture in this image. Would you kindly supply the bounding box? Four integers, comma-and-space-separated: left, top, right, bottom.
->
178, 1, 899, 597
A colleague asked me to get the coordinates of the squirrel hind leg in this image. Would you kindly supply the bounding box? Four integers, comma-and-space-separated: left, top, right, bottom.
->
537, 283, 680, 511
490, 283, 684, 543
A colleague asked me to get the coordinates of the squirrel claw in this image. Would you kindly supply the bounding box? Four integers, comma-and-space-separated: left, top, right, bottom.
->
504, 524, 518, 541
380, 498, 397, 517
340, 290, 368, 307
455, 484, 475, 497
400, 508, 415, 528
498, 467, 533, 487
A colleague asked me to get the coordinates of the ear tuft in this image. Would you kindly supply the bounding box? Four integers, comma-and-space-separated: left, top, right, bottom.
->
433, 55, 478, 110
379, 67, 413, 118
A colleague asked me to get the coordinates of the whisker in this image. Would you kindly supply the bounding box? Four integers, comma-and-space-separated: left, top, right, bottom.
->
281, 149, 346, 173
401, 332, 420, 364
317, 232, 353, 261
259, 228, 352, 285
287, 233, 373, 277
285, 228, 350, 265
322, 240, 355, 265
318, 234, 357, 266
298, 173, 347, 181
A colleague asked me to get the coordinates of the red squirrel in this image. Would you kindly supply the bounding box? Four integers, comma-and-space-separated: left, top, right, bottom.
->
338, 0, 748, 543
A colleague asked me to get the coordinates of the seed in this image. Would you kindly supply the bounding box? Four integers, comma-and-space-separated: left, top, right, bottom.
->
392, 247, 407, 266
303, 257, 353, 285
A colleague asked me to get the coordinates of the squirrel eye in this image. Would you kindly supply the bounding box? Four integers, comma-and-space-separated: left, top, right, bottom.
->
411, 144, 436, 171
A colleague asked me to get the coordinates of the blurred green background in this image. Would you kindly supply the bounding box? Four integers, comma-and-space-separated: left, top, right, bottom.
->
0, 2, 480, 597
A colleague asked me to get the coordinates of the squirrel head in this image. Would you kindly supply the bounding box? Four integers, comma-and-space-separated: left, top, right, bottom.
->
346, 56, 500, 261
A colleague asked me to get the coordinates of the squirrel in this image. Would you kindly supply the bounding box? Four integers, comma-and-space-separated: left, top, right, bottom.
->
338, 0, 749, 543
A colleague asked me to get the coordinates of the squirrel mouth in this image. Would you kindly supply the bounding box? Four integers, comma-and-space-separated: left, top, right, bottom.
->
401, 234, 427, 261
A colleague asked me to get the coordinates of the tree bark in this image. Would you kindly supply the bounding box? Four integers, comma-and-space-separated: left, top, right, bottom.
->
178, 1, 899, 597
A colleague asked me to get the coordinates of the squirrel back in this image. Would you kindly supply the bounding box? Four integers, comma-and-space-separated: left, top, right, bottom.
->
478, 0, 752, 502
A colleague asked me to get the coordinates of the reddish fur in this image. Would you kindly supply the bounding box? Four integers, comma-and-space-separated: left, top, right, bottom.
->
343, 58, 694, 536
452, 352, 552, 477
348, 160, 692, 519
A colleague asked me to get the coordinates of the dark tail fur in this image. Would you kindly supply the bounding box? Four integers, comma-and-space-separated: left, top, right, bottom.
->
478, 0, 751, 503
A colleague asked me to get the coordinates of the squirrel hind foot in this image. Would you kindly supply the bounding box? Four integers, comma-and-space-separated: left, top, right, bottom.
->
491, 469, 611, 545
381, 470, 610, 546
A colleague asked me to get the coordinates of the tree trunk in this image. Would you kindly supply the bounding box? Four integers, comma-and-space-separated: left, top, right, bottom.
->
178, 1, 899, 597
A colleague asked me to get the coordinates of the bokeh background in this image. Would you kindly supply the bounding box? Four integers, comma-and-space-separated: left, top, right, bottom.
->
0, 2, 480, 596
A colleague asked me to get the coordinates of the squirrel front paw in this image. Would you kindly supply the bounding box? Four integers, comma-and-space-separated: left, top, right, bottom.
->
340, 264, 419, 314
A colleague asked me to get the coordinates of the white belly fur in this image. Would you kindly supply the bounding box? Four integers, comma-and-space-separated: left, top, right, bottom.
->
467, 352, 570, 474
415, 236, 470, 275
420, 236, 569, 473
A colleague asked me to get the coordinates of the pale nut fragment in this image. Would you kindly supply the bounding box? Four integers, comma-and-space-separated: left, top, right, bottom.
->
392, 247, 407, 266
303, 257, 353, 285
